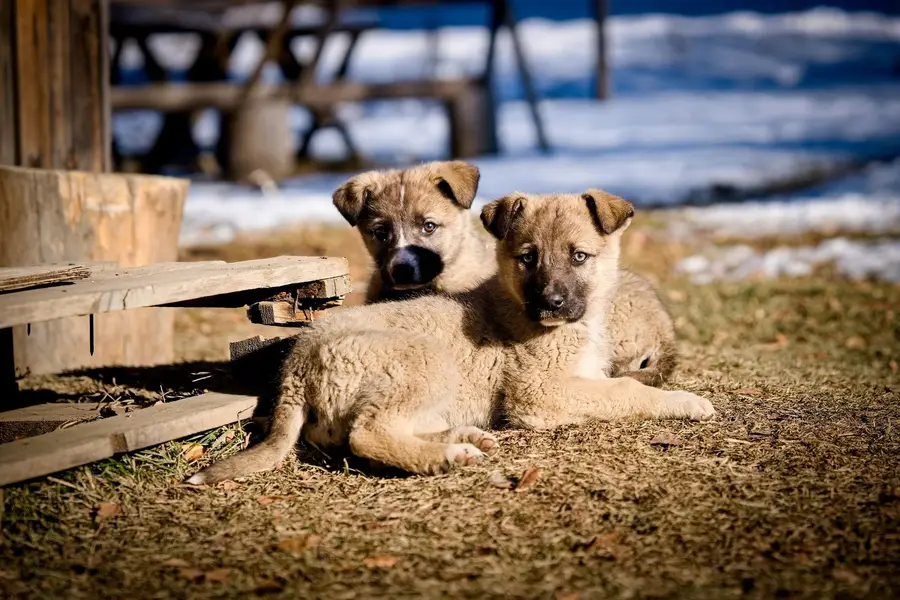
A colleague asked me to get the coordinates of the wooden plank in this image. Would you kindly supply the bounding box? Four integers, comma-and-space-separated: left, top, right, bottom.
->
295, 275, 350, 299
110, 79, 476, 112
0, 255, 349, 329
0, 0, 16, 165
0, 401, 102, 444
247, 275, 349, 325
594, 0, 609, 100
69, 0, 111, 171
0, 392, 258, 486
0, 264, 91, 292
15, 0, 52, 168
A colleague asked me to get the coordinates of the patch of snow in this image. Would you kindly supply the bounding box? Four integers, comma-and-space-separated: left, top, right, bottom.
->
677, 238, 900, 284
668, 159, 900, 240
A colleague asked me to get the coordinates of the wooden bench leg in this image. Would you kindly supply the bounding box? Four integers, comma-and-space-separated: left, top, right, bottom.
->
502, 0, 549, 153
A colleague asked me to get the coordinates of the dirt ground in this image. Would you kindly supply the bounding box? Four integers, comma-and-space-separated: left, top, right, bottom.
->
2, 215, 899, 599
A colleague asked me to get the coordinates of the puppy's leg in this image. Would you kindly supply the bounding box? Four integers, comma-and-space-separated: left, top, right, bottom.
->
186, 394, 305, 485
510, 376, 714, 429
417, 426, 498, 455
351, 421, 484, 475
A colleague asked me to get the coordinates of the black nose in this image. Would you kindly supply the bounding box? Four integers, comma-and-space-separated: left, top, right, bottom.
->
547, 293, 565, 309
389, 248, 421, 285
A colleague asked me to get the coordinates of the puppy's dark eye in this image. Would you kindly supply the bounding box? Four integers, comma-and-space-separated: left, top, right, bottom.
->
572, 251, 588, 264
422, 221, 438, 234
370, 227, 389, 243
519, 251, 537, 266
639, 356, 650, 369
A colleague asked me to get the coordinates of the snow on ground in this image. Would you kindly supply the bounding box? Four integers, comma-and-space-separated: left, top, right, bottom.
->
118, 8, 900, 248
677, 238, 900, 284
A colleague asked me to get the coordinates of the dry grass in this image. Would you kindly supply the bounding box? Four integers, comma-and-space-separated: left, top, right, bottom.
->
2, 216, 899, 599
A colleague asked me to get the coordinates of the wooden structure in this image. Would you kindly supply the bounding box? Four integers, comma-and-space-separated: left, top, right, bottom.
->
107, 0, 556, 178
0, 165, 189, 378
0, 256, 350, 485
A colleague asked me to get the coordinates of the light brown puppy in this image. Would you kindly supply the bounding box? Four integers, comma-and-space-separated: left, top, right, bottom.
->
187, 191, 713, 484
333, 161, 677, 386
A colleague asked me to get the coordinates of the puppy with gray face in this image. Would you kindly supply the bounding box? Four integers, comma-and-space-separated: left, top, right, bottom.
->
187, 190, 713, 485
334, 161, 677, 386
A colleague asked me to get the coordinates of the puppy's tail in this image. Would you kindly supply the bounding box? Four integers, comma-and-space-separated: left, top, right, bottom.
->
186, 401, 305, 485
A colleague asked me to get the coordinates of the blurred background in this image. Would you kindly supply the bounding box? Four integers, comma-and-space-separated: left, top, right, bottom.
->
107, 0, 900, 285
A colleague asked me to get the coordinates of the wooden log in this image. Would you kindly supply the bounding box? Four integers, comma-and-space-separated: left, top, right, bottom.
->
0, 392, 259, 486
0, 264, 91, 293
0, 165, 188, 377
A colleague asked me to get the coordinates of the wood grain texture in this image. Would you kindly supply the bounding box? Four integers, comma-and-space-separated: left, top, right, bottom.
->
0, 1, 16, 165
0, 264, 91, 292
0, 392, 259, 486
0, 255, 349, 329
0, 166, 188, 376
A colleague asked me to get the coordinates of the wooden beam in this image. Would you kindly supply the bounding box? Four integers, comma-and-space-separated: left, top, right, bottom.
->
0, 401, 102, 444
110, 79, 477, 112
0, 392, 259, 486
229, 334, 289, 362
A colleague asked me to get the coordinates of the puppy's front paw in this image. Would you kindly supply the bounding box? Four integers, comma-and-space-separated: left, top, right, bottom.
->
444, 443, 484, 467
661, 391, 716, 421
451, 426, 499, 455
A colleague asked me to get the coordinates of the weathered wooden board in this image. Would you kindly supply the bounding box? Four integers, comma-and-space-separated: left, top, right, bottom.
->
229, 334, 289, 362
0, 264, 91, 293
0, 401, 103, 444
0, 256, 349, 329
0, 392, 259, 486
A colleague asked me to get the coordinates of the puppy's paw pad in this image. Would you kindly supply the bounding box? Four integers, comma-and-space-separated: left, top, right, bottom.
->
663, 391, 716, 420
454, 426, 499, 455
445, 443, 484, 467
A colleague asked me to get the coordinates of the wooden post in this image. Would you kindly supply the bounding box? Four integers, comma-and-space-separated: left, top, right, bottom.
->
594, 0, 609, 100
0, 166, 188, 377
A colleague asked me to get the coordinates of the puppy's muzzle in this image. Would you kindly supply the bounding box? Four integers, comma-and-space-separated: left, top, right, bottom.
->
385, 246, 444, 290
527, 281, 585, 325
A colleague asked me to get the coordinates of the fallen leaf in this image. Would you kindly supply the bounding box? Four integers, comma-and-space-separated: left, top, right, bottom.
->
362, 555, 398, 568
96, 502, 120, 520
179, 568, 205, 582
775, 333, 788, 346
649, 433, 682, 447
557, 594, 581, 600
275, 534, 321, 555
204, 568, 231, 583
488, 471, 513, 490
832, 567, 860, 585
182, 442, 205, 462
889, 360, 898, 374
161, 558, 191, 569
514, 466, 541, 492
217, 480, 240, 491
724, 438, 754, 445
734, 387, 762, 396
844, 336, 867, 350
587, 532, 620, 549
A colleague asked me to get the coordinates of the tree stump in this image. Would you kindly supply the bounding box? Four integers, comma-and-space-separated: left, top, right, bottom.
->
0, 165, 188, 377
224, 98, 295, 182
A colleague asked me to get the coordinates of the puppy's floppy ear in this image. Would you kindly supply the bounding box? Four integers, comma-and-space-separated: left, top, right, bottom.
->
582, 189, 634, 235
332, 175, 372, 226
480, 194, 526, 240
432, 161, 480, 209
